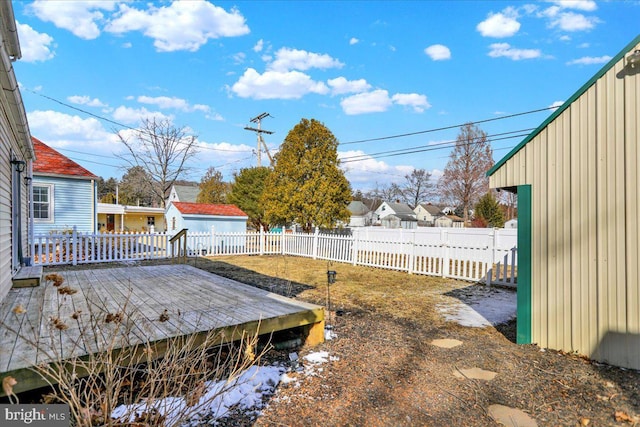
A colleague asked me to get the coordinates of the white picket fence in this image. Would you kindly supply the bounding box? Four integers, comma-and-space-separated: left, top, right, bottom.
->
30, 226, 517, 286
30, 227, 170, 266
185, 227, 518, 287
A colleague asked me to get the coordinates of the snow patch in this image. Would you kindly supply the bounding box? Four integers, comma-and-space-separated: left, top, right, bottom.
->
438, 286, 516, 328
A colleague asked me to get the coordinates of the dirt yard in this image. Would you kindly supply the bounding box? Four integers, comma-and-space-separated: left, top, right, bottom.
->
187, 255, 640, 427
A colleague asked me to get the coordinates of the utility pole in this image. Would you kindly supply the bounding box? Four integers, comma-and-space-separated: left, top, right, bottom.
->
244, 112, 274, 167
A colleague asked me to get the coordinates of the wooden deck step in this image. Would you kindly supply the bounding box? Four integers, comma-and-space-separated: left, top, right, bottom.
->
12, 265, 43, 288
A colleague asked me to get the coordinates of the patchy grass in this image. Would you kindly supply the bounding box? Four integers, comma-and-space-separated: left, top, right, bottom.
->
188, 255, 466, 328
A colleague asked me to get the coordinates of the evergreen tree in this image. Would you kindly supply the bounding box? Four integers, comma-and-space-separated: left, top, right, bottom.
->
196, 167, 229, 203
262, 118, 351, 232
227, 166, 272, 231
474, 192, 505, 228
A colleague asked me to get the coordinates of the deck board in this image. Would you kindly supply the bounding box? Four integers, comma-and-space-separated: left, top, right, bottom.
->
0, 264, 324, 395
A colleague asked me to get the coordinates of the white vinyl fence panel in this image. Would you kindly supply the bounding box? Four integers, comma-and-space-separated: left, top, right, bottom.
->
31, 226, 518, 286
31, 226, 169, 266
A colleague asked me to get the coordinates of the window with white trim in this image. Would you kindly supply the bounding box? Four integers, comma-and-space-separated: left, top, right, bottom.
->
33, 184, 53, 221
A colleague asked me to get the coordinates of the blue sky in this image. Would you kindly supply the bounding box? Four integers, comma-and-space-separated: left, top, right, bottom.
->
12, 0, 640, 192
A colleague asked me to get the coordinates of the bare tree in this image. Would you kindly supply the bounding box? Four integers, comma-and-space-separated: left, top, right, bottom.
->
116, 118, 198, 207
438, 123, 494, 224
402, 168, 433, 207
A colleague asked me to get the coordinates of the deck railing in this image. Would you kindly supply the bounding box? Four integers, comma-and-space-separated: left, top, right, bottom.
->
31, 227, 170, 266
30, 226, 517, 286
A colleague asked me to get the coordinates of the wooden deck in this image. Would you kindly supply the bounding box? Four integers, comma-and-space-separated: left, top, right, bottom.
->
0, 264, 324, 395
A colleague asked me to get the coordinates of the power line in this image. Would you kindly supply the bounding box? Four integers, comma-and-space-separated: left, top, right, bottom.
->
339, 106, 555, 146
23, 87, 252, 153
340, 128, 534, 163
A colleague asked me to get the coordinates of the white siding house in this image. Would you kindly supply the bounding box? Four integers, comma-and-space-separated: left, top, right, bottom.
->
32, 137, 98, 234
0, 1, 33, 302
166, 202, 248, 235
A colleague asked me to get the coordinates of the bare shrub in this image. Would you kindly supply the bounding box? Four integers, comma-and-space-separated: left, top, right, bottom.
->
4, 281, 268, 426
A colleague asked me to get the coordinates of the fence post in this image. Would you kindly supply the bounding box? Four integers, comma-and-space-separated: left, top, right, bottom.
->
72, 226, 78, 266
259, 226, 265, 255
210, 225, 215, 256
352, 228, 358, 266
312, 227, 319, 260
407, 229, 416, 274
441, 228, 449, 278
486, 229, 496, 285
281, 228, 285, 255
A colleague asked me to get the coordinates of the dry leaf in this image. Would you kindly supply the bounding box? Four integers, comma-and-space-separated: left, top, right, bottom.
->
71, 310, 82, 320
58, 286, 77, 295
186, 381, 206, 407
12, 304, 26, 314
105, 312, 123, 323
50, 317, 69, 330
579, 417, 590, 426
159, 309, 170, 322
2, 376, 17, 396
615, 411, 634, 423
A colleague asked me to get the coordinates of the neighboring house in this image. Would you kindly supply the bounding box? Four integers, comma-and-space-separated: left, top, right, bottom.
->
0, 0, 33, 301
380, 214, 418, 229
98, 203, 167, 233
414, 203, 443, 226
347, 201, 373, 227
166, 202, 248, 235
166, 184, 199, 204
504, 219, 517, 229
375, 201, 418, 229
375, 201, 416, 221
32, 138, 98, 235
487, 35, 640, 370
434, 214, 464, 228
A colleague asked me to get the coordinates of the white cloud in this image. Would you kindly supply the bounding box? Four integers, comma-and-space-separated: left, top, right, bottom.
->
477, 8, 521, 38
566, 55, 611, 65
253, 39, 264, 52
349, 37, 359, 45
549, 12, 599, 31
488, 43, 542, 60
327, 77, 371, 95
29, 0, 117, 40
340, 90, 393, 115
137, 95, 189, 110
424, 44, 451, 61
550, 0, 597, 12
122, 42, 132, 48
135, 95, 213, 114
112, 106, 172, 125
549, 100, 564, 111
578, 42, 590, 48
233, 52, 246, 64
231, 68, 329, 100
67, 95, 107, 108
105, 2, 250, 52
15, 21, 55, 62
391, 93, 431, 113
559, 35, 571, 41
338, 149, 409, 186
267, 47, 343, 72
28, 110, 111, 140
205, 112, 224, 121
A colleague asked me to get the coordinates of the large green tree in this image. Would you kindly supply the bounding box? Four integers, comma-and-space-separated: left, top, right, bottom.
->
227, 166, 272, 230
262, 118, 351, 232
196, 167, 229, 203
438, 123, 494, 224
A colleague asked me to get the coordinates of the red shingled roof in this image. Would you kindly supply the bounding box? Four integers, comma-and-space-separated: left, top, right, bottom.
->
172, 202, 247, 217
32, 137, 97, 178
